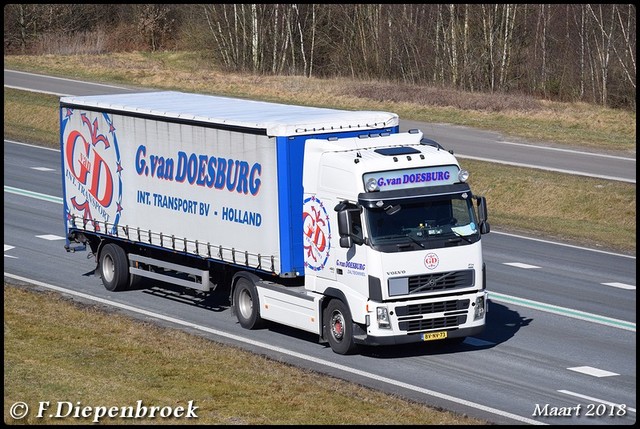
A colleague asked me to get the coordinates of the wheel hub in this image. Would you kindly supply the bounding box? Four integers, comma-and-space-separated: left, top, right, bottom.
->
331, 313, 344, 340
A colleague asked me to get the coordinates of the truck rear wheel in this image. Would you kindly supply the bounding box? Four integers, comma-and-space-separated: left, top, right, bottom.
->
233, 278, 263, 329
99, 243, 130, 292
324, 299, 358, 355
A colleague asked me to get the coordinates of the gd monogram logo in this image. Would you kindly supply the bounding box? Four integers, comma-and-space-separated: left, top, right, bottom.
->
302, 196, 331, 271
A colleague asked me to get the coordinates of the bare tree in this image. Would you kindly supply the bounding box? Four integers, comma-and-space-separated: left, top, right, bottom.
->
586, 4, 615, 106
612, 4, 636, 93
3, 4, 636, 109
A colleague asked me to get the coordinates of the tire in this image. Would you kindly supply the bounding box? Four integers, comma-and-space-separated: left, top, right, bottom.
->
233, 278, 263, 329
324, 299, 358, 355
99, 243, 130, 292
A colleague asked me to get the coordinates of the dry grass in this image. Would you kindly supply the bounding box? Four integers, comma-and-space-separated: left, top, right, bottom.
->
4, 52, 636, 153
4, 89, 60, 147
464, 159, 636, 251
4, 284, 487, 425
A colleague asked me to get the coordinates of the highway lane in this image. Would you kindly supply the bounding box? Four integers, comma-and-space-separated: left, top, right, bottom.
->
4, 141, 636, 425
5, 139, 637, 321
4, 68, 636, 183
5, 70, 636, 424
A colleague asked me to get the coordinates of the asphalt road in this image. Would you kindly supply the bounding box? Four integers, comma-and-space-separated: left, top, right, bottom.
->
3, 70, 637, 425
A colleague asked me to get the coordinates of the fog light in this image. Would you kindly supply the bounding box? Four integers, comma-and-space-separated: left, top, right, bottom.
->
377, 306, 391, 329
474, 296, 485, 320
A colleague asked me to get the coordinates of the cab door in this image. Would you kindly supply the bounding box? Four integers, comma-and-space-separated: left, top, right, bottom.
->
302, 195, 337, 281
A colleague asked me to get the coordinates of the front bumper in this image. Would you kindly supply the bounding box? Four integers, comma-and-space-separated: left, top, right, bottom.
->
355, 290, 488, 346
353, 323, 485, 346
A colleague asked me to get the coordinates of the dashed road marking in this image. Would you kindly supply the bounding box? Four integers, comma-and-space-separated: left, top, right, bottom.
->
36, 234, 65, 241
567, 366, 619, 377
602, 282, 635, 290
503, 262, 541, 269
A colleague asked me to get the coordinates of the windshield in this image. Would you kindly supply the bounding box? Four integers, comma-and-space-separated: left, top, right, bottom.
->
365, 193, 478, 250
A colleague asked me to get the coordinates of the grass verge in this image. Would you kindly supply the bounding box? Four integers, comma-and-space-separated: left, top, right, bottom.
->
4, 52, 636, 154
4, 284, 487, 425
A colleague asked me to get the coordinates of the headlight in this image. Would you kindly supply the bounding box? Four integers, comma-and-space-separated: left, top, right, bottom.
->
377, 306, 391, 329
473, 296, 485, 320
458, 169, 469, 182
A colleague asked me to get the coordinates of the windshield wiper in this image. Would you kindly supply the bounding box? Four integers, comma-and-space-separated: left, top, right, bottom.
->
379, 233, 425, 249
450, 229, 473, 244
404, 234, 426, 248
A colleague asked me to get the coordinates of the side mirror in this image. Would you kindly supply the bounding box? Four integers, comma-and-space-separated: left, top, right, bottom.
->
335, 202, 364, 248
339, 235, 353, 248
476, 196, 490, 234
337, 209, 353, 248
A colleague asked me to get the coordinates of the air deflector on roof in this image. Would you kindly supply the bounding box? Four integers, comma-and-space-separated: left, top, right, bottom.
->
374, 147, 421, 156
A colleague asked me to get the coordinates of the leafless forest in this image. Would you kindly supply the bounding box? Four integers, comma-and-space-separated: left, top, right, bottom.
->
4, 4, 636, 110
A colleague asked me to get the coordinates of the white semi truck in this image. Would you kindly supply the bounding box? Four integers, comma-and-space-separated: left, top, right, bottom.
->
61, 91, 490, 354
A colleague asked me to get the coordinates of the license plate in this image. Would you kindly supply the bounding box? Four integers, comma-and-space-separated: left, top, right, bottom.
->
423, 331, 447, 341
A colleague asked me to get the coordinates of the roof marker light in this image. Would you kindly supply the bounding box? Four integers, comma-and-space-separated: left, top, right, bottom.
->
366, 178, 379, 192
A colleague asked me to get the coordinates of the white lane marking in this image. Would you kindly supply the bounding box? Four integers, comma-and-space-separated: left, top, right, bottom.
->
558, 390, 636, 413
602, 282, 635, 290
5, 69, 132, 89
490, 230, 635, 259
3, 272, 546, 425
456, 155, 635, 184
31, 166, 55, 172
503, 262, 541, 269
495, 140, 635, 161
567, 366, 619, 377
5, 139, 59, 152
36, 234, 66, 241
4, 245, 17, 259
3, 85, 69, 97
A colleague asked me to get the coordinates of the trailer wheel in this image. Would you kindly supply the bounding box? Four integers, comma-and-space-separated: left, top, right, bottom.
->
233, 278, 263, 329
324, 299, 358, 355
99, 243, 130, 292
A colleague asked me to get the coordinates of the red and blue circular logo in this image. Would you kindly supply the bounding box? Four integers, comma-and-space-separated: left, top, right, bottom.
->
62, 109, 123, 235
303, 196, 331, 271
424, 253, 439, 270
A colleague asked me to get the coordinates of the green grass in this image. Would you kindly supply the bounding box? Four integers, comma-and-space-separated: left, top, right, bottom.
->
4, 284, 487, 425
4, 88, 60, 147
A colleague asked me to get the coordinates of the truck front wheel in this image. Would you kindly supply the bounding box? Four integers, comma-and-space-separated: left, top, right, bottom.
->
99, 243, 130, 292
324, 299, 358, 355
233, 278, 264, 329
